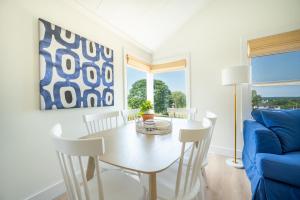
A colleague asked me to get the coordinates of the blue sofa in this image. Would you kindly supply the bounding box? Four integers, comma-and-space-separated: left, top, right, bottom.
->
243, 109, 300, 200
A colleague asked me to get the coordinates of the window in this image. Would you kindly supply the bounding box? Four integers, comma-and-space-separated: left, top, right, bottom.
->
248, 29, 300, 110
125, 54, 189, 116
251, 51, 300, 109
153, 70, 186, 116
126, 67, 147, 109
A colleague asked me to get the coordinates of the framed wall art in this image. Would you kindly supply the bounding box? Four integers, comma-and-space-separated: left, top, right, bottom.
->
39, 18, 114, 110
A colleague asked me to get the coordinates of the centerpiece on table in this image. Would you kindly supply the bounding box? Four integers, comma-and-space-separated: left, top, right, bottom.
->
140, 100, 154, 121
136, 100, 172, 135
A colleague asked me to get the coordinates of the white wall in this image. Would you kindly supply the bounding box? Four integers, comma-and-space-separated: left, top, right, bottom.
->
0, 0, 151, 199
1, 0, 300, 199
153, 0, 300, 155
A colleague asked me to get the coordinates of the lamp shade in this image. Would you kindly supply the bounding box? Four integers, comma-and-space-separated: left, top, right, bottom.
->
222, 65, 249, 86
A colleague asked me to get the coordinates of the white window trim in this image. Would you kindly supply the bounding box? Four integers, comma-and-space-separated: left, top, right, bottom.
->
150, 53, 191, 109
146, 72, 154, 103
122, 48, 152, 110
240, 36, 252, 131
123, 48, 128, 110
241, 30, 300, 122
249, 55, 300, 111
242, 37, 300, 123
123, 49, 191, 110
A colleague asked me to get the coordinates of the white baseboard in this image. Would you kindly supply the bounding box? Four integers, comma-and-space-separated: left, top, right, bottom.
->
24, 180, 66, 200
25, 145, 242, 200
209, 145, 242, 159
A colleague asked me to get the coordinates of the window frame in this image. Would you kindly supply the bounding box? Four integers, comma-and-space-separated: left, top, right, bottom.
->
123, 50, 191, 111
247, 30, 300, 112
123, 49, 152, 110
250, 51, 300, 110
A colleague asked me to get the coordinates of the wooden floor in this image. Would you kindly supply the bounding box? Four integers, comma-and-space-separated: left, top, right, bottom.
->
205, 154, 251, 200
55, 154, 251, 200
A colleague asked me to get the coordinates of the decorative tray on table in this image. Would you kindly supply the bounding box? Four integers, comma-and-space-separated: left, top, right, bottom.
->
135, 118, 172, 135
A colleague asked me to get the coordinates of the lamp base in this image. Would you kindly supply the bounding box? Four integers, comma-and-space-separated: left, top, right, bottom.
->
226, 158, 243, 169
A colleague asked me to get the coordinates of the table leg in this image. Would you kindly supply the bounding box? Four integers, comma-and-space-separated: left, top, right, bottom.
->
149, 173, 157, 200
86, 157, 95, 181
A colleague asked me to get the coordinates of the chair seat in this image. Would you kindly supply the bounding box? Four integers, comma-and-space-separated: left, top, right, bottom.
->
256, 151, 300, 187
87, 170, 145, 200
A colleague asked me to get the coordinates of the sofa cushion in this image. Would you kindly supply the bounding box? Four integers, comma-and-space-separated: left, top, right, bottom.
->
251, 109, 267, 126
261, 109, 300, 152
256, 152, 300, 188
243, 120, 282, 160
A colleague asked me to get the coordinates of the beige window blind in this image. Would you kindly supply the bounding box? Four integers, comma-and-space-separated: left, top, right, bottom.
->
151, 59, 186, 73
126, 54, 186, 73
248, 29, 300, 57
126, 54, 151, 72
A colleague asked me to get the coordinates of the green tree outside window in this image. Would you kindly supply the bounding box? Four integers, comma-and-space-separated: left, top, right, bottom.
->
127, 79, 186, 114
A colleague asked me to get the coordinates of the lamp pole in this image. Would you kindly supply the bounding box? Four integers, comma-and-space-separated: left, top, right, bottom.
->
234, 84, 237, 164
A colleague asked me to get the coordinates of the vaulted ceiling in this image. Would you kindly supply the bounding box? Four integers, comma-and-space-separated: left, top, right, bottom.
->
75, 0, 210, 52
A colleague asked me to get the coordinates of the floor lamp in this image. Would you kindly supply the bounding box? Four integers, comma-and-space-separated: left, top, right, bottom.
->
222, 65, 249, 168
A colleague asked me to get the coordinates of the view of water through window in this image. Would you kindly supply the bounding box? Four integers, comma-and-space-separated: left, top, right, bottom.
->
251, 51, 300, 109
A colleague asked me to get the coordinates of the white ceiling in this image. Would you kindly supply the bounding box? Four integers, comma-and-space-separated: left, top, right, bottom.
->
75, 0, 210, 51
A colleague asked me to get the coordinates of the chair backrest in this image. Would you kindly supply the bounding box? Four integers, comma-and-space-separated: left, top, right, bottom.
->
83, 111, 120, 134
167, 108, 197, 120
51, 124, 105, 200
206, 111, 217, 134
202, 111, 217, 164
174, 118, 212, 199
121, 109, 139, 124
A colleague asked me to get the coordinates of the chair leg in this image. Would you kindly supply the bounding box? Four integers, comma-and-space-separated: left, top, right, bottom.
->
200, 174, 206, 200
201, 167, 208, 188
143, 185, 149, 200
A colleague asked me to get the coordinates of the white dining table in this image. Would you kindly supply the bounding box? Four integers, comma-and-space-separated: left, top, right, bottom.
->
82, 118, 204, 200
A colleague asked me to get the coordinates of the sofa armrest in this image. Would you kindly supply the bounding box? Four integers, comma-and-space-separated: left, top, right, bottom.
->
243, 120, 282, 160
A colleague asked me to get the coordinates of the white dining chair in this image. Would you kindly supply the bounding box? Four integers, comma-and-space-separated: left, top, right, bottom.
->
167, 108, 198, 120
177, 111, 217, 189
121, 109, 143, 178
142, 118, 212, 200
83, 111, 120, 172
121, 109, 140, 124
83, 111, 120, 135
51, 124, 146, 200
201, 111, 217, 188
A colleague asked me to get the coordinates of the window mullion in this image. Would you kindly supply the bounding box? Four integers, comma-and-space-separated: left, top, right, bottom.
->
146, 72, 154, 104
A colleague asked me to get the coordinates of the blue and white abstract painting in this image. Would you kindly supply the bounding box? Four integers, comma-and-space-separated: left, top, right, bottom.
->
39, 19, 114, 110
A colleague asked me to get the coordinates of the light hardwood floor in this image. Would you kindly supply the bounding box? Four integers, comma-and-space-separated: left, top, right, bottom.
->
205, 154, 251, 200
55, 154, 251, 200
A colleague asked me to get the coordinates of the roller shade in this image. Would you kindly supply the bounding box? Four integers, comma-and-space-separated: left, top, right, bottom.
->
248, 29, 300, 57
151, 59, 186, 73
126, 54, 186, 73
126, 54, 151, 72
